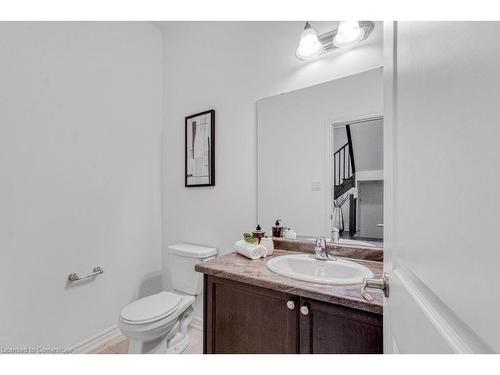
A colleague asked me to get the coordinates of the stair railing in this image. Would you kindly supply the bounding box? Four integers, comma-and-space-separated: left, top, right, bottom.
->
333, 124, 356, 187
334, 142, 353, 186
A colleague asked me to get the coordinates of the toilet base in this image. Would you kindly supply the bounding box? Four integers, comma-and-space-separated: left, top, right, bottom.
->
128, 335, 190, 354
126, 306, 193, 354
166, 333, 190, 354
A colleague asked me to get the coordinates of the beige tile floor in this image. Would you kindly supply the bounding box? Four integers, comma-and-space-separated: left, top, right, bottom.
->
89, 326, 203, 354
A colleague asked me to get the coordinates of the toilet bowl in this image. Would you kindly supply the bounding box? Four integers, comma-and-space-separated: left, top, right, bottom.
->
118, 244, 217, 354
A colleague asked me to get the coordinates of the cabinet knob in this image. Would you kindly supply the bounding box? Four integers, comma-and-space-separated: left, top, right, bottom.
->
286, 300, 295, 310
300, 305, 309, 316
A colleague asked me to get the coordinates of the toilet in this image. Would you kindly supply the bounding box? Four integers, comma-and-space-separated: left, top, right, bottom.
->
118, 243, 217, 354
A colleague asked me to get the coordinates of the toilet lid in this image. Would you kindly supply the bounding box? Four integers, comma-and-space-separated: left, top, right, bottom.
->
120, 291, 183, 324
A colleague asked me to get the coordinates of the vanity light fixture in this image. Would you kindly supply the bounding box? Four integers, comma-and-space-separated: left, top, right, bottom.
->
295, 21, 374, 61
295, 22, 323, 60
333, 21, 365, 48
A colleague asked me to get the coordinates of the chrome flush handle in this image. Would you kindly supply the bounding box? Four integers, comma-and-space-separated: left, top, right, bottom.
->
361, 274, 390, 303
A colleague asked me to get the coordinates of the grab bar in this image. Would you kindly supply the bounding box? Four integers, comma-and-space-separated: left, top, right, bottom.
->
68, 266, 103, 282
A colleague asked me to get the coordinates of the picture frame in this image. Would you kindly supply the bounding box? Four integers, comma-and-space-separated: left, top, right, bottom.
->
185, 109, 215, 187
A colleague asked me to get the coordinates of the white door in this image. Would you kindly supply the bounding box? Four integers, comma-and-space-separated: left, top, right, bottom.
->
382, 21, 499, 353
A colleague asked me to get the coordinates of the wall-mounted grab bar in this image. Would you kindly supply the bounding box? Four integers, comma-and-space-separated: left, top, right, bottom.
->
68, 267, 103, 282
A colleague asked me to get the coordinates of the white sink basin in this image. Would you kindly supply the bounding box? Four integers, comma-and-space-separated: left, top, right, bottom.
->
266, 254, 373, 285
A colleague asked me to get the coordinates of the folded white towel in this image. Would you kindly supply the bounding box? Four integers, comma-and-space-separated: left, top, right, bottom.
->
235, 240, 267, 260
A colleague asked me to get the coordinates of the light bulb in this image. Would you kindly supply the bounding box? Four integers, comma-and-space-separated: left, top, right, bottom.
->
296, 22, 322, 60
333, 21, 365, 48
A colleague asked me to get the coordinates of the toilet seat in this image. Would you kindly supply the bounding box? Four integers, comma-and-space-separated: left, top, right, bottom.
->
120, 291, 183, 325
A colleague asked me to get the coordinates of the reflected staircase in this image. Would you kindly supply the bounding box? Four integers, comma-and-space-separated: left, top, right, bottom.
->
334, 124, 357, 237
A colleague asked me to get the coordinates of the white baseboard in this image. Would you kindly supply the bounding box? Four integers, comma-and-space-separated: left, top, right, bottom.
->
190, 317, 203, 331
71, 325, 122, 354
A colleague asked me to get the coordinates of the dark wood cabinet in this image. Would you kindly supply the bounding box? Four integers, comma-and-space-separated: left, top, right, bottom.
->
299, 298, 383, 353
203, 275, 298, 353
203, 275, 382, 354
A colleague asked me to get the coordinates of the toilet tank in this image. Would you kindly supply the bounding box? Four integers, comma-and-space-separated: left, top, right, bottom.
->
166, 243, 217, 295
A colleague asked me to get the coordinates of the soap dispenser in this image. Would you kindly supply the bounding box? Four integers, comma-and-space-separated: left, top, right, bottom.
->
272, 219, 283, 238
252, 224, 265, 243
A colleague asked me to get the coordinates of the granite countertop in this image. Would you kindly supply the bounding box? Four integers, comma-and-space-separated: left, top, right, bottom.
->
195, 249, 384, 315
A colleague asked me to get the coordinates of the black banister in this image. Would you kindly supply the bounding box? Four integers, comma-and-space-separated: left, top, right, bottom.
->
333, 127, 356, 200
333, 125, 356, 200
334, 142, 351, 189
345, 124, 356, 174
343, 147, 346, 180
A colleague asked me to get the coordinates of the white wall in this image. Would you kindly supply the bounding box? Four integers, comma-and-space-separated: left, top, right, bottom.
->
351, 118, 384, 172
257, 69, 383, 237
160, 21, 383, 257
351, 118, 384, 238
0, 22, 163, 349
357, 180, 383, 239
386, 21, 500, 352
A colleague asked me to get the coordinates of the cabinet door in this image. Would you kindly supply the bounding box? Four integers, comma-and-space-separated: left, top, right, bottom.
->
204, 275, 298, 353
299, 298, 383, 354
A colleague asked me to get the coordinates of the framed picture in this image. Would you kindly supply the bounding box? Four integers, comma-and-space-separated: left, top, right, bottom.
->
185, 110, 215, 187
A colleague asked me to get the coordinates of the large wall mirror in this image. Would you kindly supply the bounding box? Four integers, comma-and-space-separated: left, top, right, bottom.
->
257, 68, 383, 245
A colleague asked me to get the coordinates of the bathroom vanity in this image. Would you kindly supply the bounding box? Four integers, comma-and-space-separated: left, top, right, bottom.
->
195, 241, 383, 354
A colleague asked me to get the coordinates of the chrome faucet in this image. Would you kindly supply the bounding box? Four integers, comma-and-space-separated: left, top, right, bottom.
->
314, 237, 336, 261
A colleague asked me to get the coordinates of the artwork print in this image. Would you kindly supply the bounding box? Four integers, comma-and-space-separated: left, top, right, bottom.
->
185, 110, 215, 187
